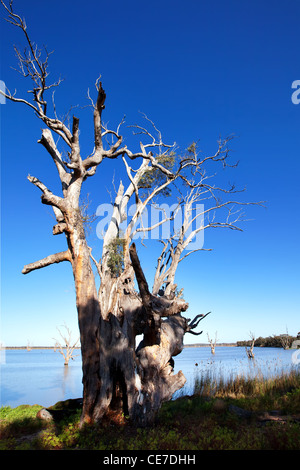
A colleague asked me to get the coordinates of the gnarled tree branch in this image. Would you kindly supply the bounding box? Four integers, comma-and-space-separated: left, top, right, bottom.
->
27, 175, 65, 209
22, 250, 72, 274
186, 311, 211, 335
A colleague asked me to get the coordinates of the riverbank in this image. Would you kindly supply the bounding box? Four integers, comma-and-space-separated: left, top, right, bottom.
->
1, 368, 299, 450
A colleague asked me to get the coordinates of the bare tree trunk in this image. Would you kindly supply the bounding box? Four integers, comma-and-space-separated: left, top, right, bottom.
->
127, 243, 205, 425
53, 324, 79, 366
67, 216, 102, 422
207, 332, 218, 355
76, 239, 204, 426
245, 332, 255, 359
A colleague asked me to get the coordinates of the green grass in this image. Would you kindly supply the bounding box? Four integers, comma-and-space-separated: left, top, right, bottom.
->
1, 369, 299, 450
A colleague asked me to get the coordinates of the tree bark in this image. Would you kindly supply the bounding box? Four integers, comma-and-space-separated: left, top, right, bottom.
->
65, 211, 102, 423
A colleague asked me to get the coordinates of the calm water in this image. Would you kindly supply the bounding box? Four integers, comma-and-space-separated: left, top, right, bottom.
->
173, 346, 298, 398
0, 349, 83, 409
0, 347, 298, 408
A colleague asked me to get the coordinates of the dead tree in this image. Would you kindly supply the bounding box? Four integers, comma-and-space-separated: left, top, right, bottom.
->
207, 332, 218, 355
245, 332, 255, 359
53, 324, 80, 366
0, 1, 261, 426
278, 328, 291, 350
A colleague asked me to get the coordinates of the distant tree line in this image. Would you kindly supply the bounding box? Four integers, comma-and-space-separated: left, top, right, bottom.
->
237, 334, 297, 349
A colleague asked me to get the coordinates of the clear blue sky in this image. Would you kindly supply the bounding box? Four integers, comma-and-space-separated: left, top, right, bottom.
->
0, 0, 299, 346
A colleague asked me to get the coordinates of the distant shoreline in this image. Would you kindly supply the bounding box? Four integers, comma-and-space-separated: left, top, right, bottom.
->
1, 344, 237, 350
184, 343, 237, 348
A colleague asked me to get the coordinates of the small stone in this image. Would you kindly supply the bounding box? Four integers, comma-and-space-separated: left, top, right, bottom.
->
36, 408, 53, 421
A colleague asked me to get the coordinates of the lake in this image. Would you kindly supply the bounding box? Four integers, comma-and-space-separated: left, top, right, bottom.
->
0, 346, 298, 408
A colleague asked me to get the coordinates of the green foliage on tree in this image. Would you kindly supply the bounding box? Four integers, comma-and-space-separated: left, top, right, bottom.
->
107, 237, 126, 278
138, 153, 176, 197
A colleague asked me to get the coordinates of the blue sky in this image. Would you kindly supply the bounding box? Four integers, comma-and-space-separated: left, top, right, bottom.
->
0, 0, 299, 346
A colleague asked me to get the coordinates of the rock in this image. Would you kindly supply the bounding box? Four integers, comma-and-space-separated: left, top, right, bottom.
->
36, 408, 54, 421
36, 398, 83, 422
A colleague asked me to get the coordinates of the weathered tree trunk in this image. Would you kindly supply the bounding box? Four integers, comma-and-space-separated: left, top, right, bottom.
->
63, 208, 101, 422
245, 333, 255, 359
74, 236, 197, 426
53, 324, 79, 366
103, 262, 186, 424
207, 332, 218, 355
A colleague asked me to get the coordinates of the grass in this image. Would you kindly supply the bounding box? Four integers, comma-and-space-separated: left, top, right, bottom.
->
193, 366, 300, 412
1, 369, 299, 450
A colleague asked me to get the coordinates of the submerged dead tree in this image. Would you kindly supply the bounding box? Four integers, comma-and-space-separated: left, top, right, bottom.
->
53, 324, 80, 366
245, 332, 256, 359
1, 1, 260, 426
207, 332, 218, 355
